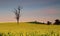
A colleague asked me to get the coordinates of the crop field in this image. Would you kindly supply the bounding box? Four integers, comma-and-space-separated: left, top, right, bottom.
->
0, 22, 60, 36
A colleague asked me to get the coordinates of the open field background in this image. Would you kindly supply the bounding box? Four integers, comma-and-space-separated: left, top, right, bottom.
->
0, 22, 60, 36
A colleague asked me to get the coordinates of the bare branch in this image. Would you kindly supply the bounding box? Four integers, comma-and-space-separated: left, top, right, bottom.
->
13, 6, 22, 24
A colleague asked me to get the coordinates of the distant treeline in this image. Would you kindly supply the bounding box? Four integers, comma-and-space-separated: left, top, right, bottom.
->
47, 19, 60, 25
28, 19, 60, 25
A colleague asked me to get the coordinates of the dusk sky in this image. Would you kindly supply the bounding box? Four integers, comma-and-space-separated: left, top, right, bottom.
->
0, 0, 60, 23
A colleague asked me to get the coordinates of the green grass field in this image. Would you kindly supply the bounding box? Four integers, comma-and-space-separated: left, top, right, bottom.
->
0, 22, 60, 36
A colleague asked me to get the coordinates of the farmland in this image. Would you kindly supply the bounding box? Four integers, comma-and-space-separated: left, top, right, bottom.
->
0, 22, 60, 36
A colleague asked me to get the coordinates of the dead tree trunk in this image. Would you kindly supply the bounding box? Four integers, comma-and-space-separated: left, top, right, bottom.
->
14, 6, 21, 24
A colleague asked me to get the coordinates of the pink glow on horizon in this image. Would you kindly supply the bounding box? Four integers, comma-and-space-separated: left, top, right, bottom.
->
0, 16, 56, 23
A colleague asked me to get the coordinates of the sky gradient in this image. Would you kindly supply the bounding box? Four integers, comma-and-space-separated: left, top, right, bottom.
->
0, 0, 60, 23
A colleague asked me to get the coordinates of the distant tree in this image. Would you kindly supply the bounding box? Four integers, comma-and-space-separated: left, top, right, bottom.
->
47, 21, 51, 25
14, 6, 22, 24
54, 19, 60, 25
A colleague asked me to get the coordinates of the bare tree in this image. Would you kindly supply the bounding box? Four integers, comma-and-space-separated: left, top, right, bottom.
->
47, 21, 51, 25
14, 6, 21, 24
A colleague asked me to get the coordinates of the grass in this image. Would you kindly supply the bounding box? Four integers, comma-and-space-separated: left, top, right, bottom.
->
0, 22, 60, 36
0, 31, 59, 36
